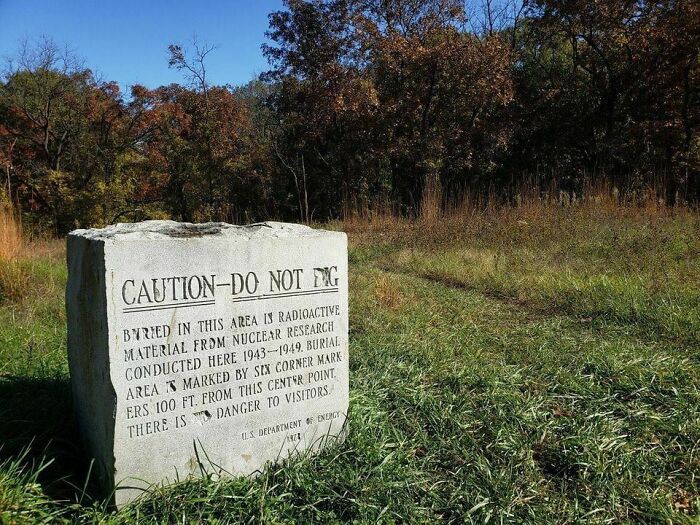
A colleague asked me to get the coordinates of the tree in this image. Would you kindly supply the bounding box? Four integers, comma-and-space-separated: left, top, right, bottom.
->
263, 0, 514, 215
0, 38, 145, 231
517, 0, 700, 198
130, 41, 264, 223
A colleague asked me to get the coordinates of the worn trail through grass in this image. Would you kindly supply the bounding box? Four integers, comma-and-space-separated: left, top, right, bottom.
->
350, 256, 700, 522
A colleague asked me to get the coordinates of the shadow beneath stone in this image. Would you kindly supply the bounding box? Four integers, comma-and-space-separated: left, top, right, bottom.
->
0, 375, 97, 503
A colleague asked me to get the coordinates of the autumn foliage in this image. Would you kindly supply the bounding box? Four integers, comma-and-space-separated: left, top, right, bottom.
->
0, 1, 698, 233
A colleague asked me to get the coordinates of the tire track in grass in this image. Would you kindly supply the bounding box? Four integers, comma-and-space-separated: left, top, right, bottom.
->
373, 259, 700, 356
347, 266, 700, 523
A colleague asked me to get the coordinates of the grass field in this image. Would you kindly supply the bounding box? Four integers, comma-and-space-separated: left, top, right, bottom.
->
1, 202, 699, 523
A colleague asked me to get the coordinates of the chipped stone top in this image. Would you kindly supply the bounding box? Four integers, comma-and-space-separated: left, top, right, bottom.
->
69, 220, 341, 241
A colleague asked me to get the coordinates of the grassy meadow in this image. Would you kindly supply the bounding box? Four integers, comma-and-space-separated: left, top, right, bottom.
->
1, 198, 699, 523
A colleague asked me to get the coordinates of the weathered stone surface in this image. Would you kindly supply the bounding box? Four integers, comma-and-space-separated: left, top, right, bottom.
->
66, 221, 348, 506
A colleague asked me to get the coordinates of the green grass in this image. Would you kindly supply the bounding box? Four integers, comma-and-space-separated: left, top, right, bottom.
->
1, 207, 700, 523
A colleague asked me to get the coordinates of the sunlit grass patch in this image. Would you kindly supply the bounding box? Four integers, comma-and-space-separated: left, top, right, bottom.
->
348, 267, 700, 522
383, 246, 700, 345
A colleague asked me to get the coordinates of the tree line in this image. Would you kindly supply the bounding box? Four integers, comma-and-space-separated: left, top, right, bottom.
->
1, 0, 698, 233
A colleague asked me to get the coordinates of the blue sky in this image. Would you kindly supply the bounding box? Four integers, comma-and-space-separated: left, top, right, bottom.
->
0, 0, 285, 91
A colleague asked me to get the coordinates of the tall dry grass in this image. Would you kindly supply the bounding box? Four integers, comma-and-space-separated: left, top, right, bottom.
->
0, 204, 23, 260
419, 175, 442, 225
0, 205, 64, 305
340, 178, 686, 236
0, 206, 27, 303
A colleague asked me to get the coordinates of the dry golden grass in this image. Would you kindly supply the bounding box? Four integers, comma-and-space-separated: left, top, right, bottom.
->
0, 263, 30, 304
373, 274, 412, 310
340, 181, 687, 246
0, 205, 23, 261
19, 238, 65, 262
419, 175, 442, 225
0, 206, 27, 303
0, 206, 65, 305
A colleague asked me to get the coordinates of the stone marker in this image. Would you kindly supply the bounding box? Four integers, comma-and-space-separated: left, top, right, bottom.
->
66, 221, 348, 506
